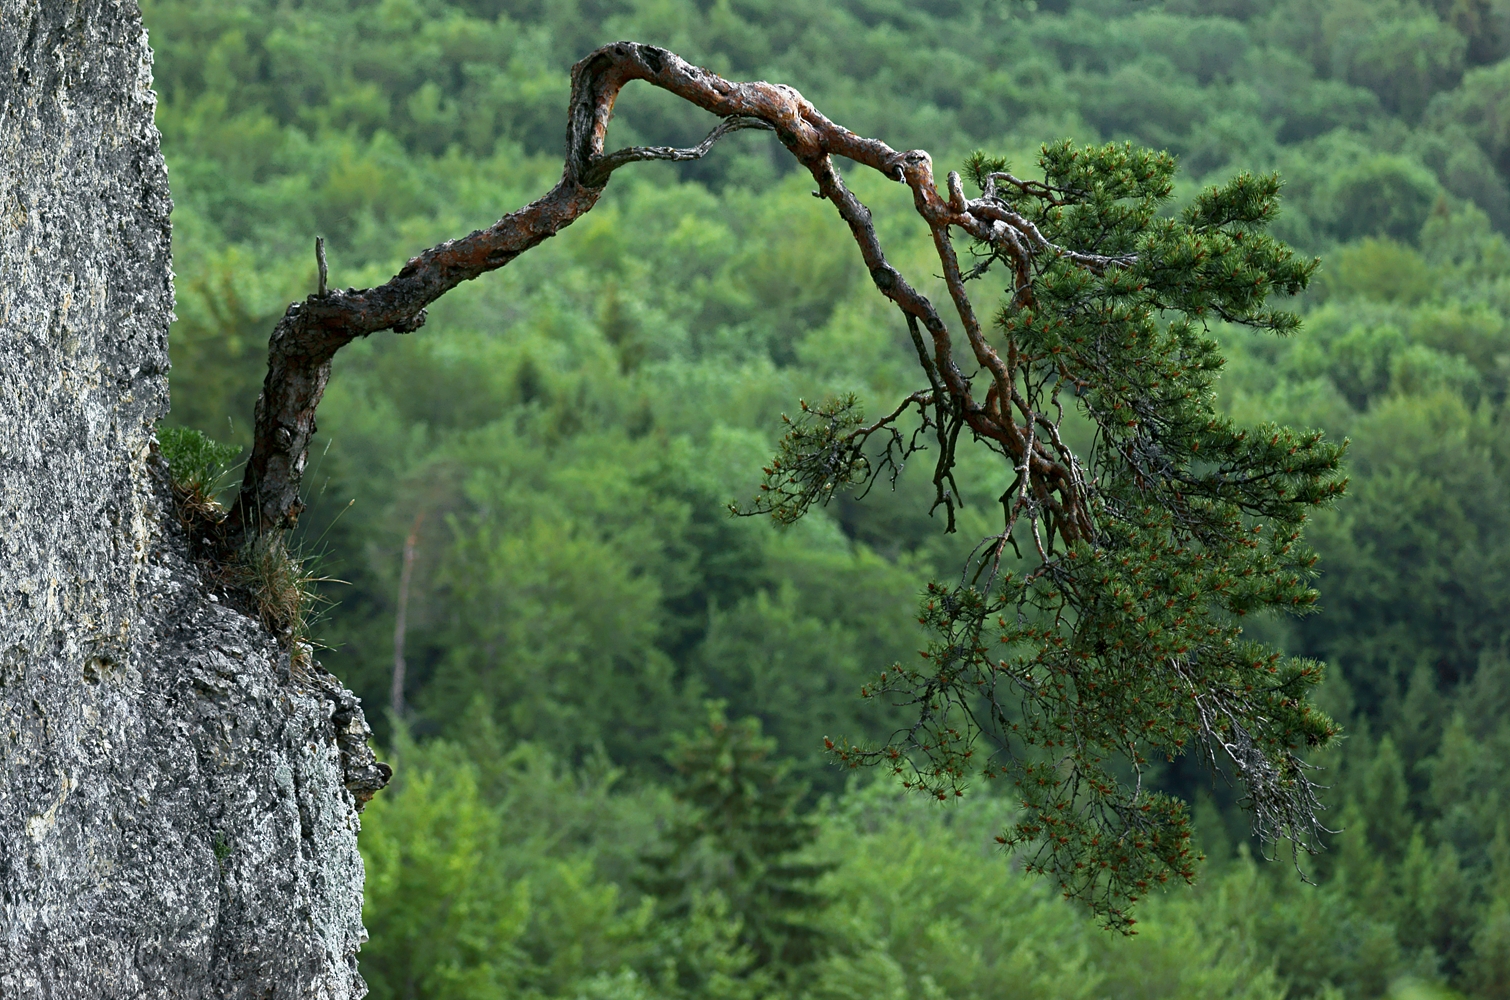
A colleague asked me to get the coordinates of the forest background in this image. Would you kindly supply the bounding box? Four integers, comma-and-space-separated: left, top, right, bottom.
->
141, 0, 1510, 997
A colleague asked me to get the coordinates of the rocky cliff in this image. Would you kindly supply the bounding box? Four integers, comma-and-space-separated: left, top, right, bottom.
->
0, 2, 388, 995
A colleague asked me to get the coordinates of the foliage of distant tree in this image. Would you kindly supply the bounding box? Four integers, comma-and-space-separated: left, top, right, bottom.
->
144, 0, 1510, 995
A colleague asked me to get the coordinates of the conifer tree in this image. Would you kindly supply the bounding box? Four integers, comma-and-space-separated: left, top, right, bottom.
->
639, 708, 833, 983
231, 42, 1345, 928
800, 146, 1347, 928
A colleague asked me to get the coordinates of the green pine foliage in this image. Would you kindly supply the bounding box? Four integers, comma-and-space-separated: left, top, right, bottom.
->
819, 144, 1343, 928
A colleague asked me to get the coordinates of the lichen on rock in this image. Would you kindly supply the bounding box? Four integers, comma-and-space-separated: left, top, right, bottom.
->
0, 2, 388, 995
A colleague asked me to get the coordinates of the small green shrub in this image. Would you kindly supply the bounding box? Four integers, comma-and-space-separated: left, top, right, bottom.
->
158, 425, 241, 501
158, 425, 327, 666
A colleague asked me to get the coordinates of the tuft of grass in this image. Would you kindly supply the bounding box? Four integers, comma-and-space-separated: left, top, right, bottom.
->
218, 532, 337, 672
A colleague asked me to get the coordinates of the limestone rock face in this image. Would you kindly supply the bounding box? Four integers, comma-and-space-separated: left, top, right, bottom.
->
0, 2, 387, 995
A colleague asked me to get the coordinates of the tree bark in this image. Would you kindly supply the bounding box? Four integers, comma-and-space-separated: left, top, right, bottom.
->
390, 512, 424, 720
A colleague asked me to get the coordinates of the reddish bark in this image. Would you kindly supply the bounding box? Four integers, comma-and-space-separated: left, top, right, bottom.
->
230, 41, 1089, 545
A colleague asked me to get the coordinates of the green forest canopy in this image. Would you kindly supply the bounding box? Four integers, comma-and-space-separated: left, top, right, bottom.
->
144, 0, 1510, 997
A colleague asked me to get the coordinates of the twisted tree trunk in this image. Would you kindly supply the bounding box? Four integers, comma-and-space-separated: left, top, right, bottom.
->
230, 42, 1091, 545
223, 40, 1336, 931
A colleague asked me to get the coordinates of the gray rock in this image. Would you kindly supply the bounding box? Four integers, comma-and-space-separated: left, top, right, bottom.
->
0, 1, 388, 995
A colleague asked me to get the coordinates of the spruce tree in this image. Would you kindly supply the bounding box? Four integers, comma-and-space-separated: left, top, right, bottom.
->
639, 708, 833, 983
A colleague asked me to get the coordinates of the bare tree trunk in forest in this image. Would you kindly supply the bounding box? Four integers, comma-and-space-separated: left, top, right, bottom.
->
391, 511, 424, 721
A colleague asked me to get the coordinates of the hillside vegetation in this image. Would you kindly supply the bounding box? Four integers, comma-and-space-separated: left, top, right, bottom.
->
144, 0, 1510, 997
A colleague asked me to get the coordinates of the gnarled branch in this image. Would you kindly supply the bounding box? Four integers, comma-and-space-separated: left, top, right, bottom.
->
229, 40, 1081, 547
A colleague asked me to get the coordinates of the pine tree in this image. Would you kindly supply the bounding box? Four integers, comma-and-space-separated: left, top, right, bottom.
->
1466, 824, 1510, 999
227, 42, 1345, 927
800, 146, 1346, 928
